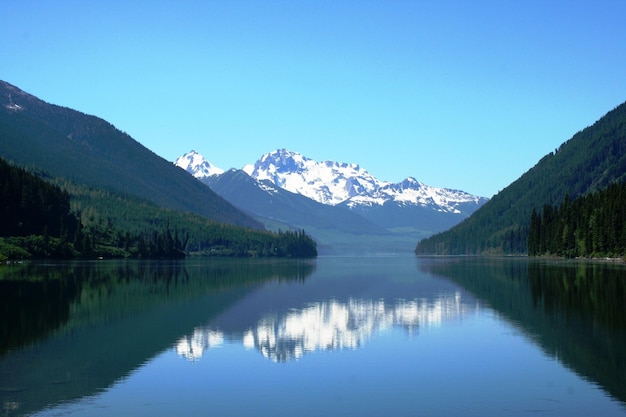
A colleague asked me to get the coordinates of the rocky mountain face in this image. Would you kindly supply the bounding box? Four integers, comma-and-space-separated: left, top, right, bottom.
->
183, 148, 487, 213
242, 149, 487, 213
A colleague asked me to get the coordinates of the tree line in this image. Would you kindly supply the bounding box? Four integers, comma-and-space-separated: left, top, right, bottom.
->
0, 158, 80, 239
1, 158, 317, 260
528, 182, 626, 258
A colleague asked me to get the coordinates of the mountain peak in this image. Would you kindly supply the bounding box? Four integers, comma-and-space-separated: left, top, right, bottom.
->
400, 177, 420, 188
174, 148, 487, 213
175, 150, 224, 178
241, 149, 487, 211
265, 148, 303, 160
257, 149, 309, 174
173, 147, 488, 248
1, 80, 33, 112
245, 149, 383, 205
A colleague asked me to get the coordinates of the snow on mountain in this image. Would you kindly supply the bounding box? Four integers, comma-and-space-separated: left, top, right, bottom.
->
243, 149, 486, 212
175, 150, 224, 178
175, 148, 487, 213
243, 149, 387, 205
345, 176, 484, 213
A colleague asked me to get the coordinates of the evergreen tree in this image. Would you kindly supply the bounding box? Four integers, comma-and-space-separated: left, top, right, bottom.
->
528, 182, 626, 258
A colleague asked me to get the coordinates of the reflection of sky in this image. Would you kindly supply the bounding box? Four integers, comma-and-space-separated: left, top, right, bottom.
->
176, 292, 478, 362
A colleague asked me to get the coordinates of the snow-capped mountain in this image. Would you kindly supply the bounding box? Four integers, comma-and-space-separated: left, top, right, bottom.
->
242, 149, 486, 213
343, 177, 482, 214
176, 148, 487, 213
175, 150, 224, 178
175, 148, 488, 253
242, 149, 383, 206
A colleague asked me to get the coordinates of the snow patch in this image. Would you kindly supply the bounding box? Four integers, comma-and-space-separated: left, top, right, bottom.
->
175, 148, 488, 214
244, 149, 486, 212
174, 150, 224, 178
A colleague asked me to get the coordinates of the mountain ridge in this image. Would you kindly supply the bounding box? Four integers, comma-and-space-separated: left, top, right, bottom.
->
175, 150, 224, 178
0, 80, 261, 229
415, 99, 626, 255
176, 149, 488, 253
204, 168, 390, 237
179, 148, 488, 213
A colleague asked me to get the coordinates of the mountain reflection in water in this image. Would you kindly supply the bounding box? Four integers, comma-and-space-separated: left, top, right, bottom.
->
3, 257, 625, 417
0, 258, 315, 417
176, 292, 476, 362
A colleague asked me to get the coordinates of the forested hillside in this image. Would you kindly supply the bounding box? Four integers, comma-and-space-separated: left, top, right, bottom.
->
416, 100, 626, 255
528, 182, 626, 258
0, 158, 317, 260
1, 158, 79, 238
0, 80, 320, 258
0, 158, 83, 259
0, 80, 260, 229
64, 178, 317, 257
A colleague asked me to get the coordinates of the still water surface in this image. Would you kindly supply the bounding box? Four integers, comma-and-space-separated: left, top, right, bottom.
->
0, 256, 625, 416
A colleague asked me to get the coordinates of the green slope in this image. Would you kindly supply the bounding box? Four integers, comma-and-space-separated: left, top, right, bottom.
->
416, 100, 626, 255
0, 80, 261, 229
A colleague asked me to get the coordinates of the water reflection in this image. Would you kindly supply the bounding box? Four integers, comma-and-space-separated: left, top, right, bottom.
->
176, 291, 476, 362
0, 259, 315, 354
421, 257, 626, 407
0, 259, 314, 417
3, 257, 624, 416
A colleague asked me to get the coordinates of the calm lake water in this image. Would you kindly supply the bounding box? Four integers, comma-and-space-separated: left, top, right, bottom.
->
1, 256, 625, 416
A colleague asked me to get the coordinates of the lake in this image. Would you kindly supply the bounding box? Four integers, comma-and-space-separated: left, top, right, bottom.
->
1, 256, 625, 416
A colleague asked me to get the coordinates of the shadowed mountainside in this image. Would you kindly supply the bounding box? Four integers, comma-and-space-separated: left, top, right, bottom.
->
0, 80, 261, 229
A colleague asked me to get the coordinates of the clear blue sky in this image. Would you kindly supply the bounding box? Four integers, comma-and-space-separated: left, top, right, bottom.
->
2, 0, 626, 197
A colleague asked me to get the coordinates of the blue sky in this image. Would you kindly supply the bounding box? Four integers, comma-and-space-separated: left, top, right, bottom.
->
2, 0, 626, 197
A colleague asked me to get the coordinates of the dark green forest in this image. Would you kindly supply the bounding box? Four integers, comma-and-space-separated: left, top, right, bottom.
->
1, 157, 80, 239
416, 99, 626, 255
0, 158, 84, 259
0, 159, 317, 260
528, 182, 626, 258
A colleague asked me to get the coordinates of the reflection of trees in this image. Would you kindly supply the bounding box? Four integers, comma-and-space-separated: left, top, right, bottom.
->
527, 261, 626, 406
0, 259, 315, 417
176, 292, 476, 362
0, 259, 315, 355
421, 258, 626, 407
0, 264, 82, 355
528, 261, 626, 330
